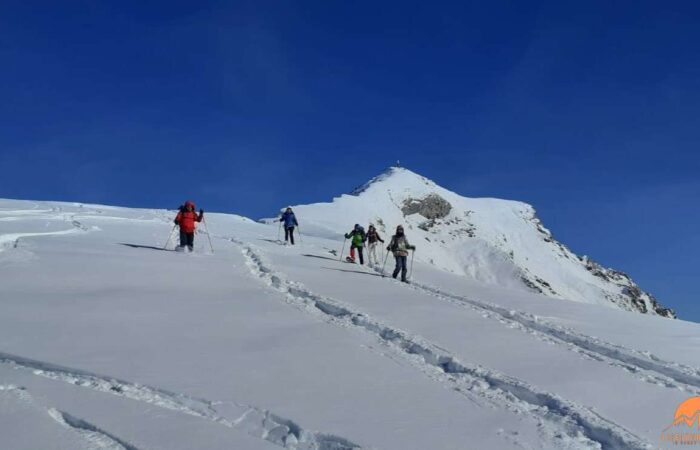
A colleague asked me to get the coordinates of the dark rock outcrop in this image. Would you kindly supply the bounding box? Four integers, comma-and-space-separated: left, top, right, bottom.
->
402, 194, 452, 220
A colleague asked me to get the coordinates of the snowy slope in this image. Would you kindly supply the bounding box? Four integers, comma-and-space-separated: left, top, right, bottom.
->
283, 167, 675, 318
0, 192, 697, 449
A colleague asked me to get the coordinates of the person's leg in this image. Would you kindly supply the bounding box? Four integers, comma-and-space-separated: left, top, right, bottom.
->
187, 232, 195, 251
368, 243, 376, 265
289, 227, 295, 245
350, 245, 356, 260
358, 246, 364, 265
179, 230, 187, 248
400, 255, 408, 281
284, 227, 290, 242
392, 255, 400, 278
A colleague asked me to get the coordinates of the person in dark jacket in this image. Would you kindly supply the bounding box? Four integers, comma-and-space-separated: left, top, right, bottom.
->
344, 224, 366, 264
366, 224, 385, 266
174, 200, 204, 252
279, 207, 299, 245
387, 225, 415, 282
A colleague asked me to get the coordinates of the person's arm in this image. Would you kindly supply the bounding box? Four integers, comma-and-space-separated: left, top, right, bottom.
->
293, 215, 298, 226
197, 209, 204, 222
378, 233, 384, 243
405, 237, 415, 250
174, 212, 182, 225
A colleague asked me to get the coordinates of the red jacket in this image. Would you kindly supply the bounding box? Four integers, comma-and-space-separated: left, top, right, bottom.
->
175, 203, 203, 233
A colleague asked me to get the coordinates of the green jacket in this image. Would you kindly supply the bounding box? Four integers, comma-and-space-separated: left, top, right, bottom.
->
345, 229, 366, 247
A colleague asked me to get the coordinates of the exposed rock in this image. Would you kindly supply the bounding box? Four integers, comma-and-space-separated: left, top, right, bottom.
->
402, 194, 452, 220
521, 276, 544, 294
418, 219, 437, 231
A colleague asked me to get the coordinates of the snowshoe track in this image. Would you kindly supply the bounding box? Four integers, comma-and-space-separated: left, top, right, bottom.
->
1, 382, 140, 450
231, 237, 651, 450
0, 352, 361, 450
402, 279, 700, 394
48, 408, 141, 450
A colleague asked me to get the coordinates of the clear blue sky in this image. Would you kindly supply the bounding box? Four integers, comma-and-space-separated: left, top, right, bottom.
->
1, 1, 698, 320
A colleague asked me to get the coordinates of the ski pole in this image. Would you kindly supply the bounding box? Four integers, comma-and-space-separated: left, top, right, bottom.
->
381, 249, 391, 277
408, 249, 415, 280
296, 226, 303, 244
277, 221, 282, 242
163, 224, 177, 250
339, 238, 347, 262
202, 217, 215, 254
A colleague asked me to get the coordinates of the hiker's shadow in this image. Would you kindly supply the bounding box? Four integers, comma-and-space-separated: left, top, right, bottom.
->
259, 238, 281, 244
118, 243, 170, 251
322, 267, 384, 278
302, 254, 338, 262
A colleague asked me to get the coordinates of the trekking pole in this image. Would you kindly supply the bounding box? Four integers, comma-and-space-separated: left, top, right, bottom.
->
277, 221, 282, 242
296, 226, 303, 244
408, 249, 415, 280
381, 249, 390, 277
163, 224, 177, 250
339, 238, 347, 262
202, 217, 215, 254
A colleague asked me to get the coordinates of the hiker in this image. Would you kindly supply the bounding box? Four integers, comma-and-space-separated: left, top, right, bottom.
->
174, 201, 204, 252
387, 225, 415, 282
279, 207, 299, 245
366, 224, 385, 266
344, 224, 366, 264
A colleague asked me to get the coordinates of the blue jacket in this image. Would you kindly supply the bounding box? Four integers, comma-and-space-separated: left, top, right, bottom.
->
280, 211, 298, 228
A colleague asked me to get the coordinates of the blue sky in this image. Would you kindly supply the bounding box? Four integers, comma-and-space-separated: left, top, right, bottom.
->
1, 1, 698, 320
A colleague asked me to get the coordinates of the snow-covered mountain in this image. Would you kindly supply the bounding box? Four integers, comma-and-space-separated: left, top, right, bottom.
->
2, 181, 698, 450
286, 167, 675, 318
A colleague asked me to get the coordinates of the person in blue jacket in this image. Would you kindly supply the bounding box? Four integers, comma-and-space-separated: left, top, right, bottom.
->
279, 207, 299, 245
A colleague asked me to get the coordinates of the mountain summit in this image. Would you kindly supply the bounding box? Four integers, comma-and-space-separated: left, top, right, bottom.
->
293, 166, 675, 318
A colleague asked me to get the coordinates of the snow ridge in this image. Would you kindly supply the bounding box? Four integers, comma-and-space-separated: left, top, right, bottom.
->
231, 237, 651, 450
350, 167, 397, 195
294, 167, 675, 318
0, 352, 361, 450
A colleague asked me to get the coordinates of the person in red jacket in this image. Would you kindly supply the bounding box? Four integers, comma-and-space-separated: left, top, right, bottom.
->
174, 200, 204, 252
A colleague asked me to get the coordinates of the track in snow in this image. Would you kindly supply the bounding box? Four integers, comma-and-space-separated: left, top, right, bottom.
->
0, 352, 361, 450
48, 408, 142, 450
398, 278, 700, 395
230, 237, 651, 450
1, 382, 139, 450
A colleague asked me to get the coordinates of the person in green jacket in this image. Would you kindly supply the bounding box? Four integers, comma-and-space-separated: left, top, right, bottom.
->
344, 224, 367, 264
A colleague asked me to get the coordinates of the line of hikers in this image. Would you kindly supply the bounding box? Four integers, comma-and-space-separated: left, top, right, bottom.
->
344, 223, 416, 282
275, 207, 416, 282
173, 202, 416, 282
